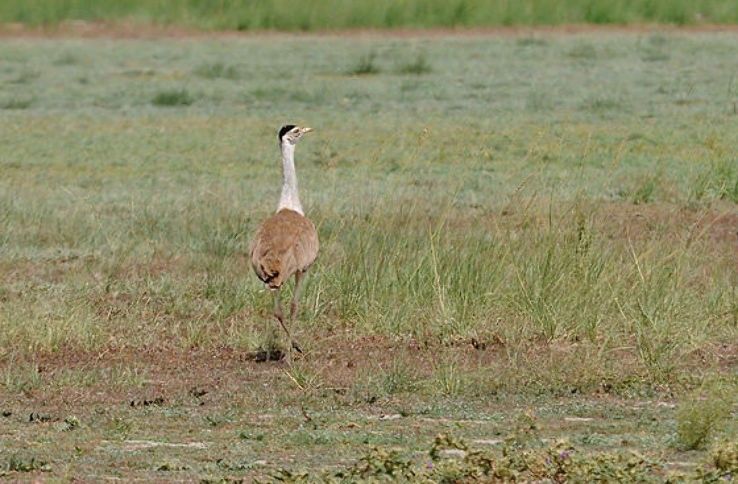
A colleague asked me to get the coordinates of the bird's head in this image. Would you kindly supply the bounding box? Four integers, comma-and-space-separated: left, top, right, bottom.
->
279, 124, 313, 145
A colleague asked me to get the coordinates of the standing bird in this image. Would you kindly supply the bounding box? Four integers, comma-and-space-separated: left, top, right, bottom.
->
250, 125, 318, 355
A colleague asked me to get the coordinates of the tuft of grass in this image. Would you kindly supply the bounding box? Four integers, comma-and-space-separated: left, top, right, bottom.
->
4, 455, 51, 473
151, 89, 195, 107
517, 36, 548, 47
379, 359, 418, 395
283, 363, 322, 392
348, 51, 380, 76
675, 384, 734, 450
9, 69, 40, 84
397, 53, 432, 75
691, 158, 738, 203
567, 43, 597, 60
581, 96, 622, 113
194, 62, 240, 80
0, 97, 33, 110
1, 361, 42, 393
53, 52, 80, 65
628, 176, 659, 204
431, 358, 466, 397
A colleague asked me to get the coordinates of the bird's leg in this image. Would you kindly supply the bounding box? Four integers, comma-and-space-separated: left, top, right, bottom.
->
290, 270, 307, 322
273, 288, 302, 355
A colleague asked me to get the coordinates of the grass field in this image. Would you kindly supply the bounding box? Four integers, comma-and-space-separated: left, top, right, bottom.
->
1, 31, 737, 480
3, 0, 738, 30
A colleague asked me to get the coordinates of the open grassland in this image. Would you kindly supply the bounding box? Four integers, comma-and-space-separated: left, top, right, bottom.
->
3, 0, 738, 31
0, 32, 737, 480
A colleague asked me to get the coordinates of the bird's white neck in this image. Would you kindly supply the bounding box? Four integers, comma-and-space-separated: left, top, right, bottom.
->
277, 141, 303, 215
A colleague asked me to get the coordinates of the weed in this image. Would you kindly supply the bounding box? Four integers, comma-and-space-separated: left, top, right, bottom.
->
9, 69, 40, 84
280, 434, 670, 481
337, 447, 415, 480
675, 385, 733, 450
379, 358, 418, 395
640, 48, 670, 62
691, 158, 738, 203
582, 96, 622, 113
283, 363, 322, 392
108, 417, 134, 440
0, 97, 33, 110
4, 455, 50, 473
712, 440, 738, 473
431, 358, 466, 397
629, 176, 658, 204
53, 52, 79, 65
517, 37, 548, 47
348, 51, 380, 75
567, 43, 597, 60
194, 62, 240, 80
526, 91, 553, 111
151, 89, 195, 106
397, 53, 432, 75
2, 362, 42, 393
56, 416, 80, 432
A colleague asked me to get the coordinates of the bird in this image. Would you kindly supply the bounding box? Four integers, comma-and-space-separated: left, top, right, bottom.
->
250, 124, 318, 356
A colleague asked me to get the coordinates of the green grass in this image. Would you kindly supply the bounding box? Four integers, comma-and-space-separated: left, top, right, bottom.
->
3, 0, 738, 30
0, 32, 736, 480
151, 88, 195, 106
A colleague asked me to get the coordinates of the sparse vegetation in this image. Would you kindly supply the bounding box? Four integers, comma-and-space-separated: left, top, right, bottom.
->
275, 433, 738, 481
397, 53, 432, 75
151, 88, 195, 106
0, 32, 736, 481
194, 62, 240, 80
675, 384, 734, 450
3, 0, 738, 30
347, 51, 380, 75
0, 97, 33, 110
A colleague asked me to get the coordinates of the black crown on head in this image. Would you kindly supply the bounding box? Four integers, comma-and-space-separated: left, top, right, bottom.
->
278, 124, 297, 141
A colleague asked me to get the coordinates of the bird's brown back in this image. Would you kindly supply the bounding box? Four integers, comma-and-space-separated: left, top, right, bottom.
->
250, 209, 319, 289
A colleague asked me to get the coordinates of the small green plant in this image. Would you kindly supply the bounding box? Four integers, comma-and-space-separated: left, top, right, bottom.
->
54, 52, 79, 65
151, 89, 195, 106
10, 69, 40, 84
1, 362, 42, 393
582, 96, 622, 113
397, 53, 432, 75
5, 455, 50, 473
711, 440, 738, 473
108, 417, 133, 440
629, 177, 658, 204
348, 51, 380, 75
57, 415, 80, 431
339, 447, 415, 480
526, 91, 553, 112
283, 363, 322, 392
675, 386, 733, 450
567, 43, 597, 60
379, 359, 417, 395
693, 440, 738, 481
432, 358, 465, 396
517, 37, 547, 47
194, 62, 240, 80
691, 158, 738, 203
278, 434, 670, 481
0, 97, 33, 110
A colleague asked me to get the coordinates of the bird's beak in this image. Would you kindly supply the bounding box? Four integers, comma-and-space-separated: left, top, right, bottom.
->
301, 127, 313, 134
